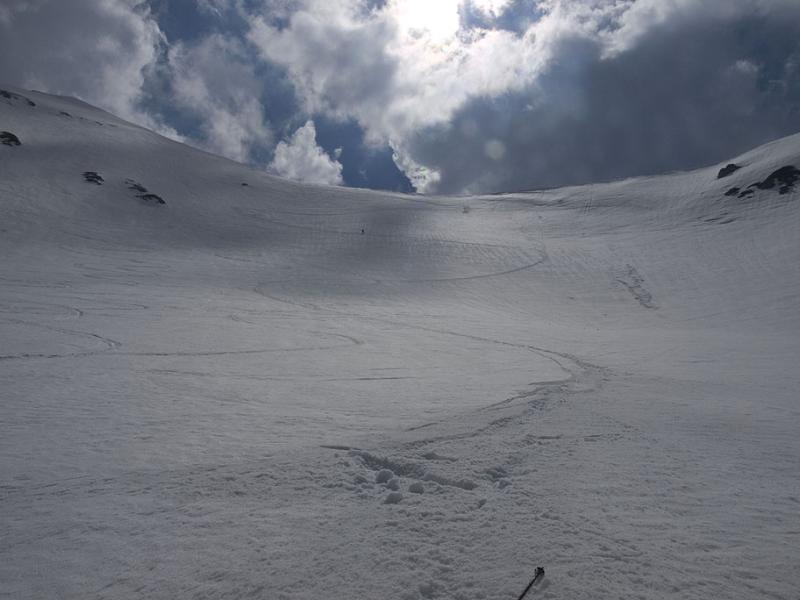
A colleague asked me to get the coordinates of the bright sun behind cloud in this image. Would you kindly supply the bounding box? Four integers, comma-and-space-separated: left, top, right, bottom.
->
393, 0, 461, 41
391, 0, 513, 42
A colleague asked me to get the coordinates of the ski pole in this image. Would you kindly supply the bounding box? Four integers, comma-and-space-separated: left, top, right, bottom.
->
516, 567, 545, 600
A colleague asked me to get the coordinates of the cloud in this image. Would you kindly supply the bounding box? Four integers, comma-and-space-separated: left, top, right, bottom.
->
248, 3, 398, 141
0, 0, 176, 136
165, 34, 273, 163
196, 0, 228, 16
0, 1, 275, 164
248, 0, 546, 143
268, 120, 344, 185
405, 0, 800, 193
248, 0, 800, 193
1, 0, 799, 194
246, 0, 620, 191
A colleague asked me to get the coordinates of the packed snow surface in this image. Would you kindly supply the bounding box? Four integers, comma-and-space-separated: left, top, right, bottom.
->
1, 87, 799, 599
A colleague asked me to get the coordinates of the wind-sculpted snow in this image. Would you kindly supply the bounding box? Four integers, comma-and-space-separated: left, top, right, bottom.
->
1, 86, 799, 599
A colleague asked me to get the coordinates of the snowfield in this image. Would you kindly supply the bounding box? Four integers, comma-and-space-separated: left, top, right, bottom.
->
1, 87, 799, 599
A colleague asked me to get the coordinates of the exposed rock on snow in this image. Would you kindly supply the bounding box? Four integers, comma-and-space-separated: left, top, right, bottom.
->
717, 163, 741, 178
138, 193, 166, 205
82, 171, 104, 185
124, 178, 165, 205
125, 179, 148, 194
755, 165, 800, 195
1, 131, 21, 146
729, 165, 799, 198
0, 89, 35, 107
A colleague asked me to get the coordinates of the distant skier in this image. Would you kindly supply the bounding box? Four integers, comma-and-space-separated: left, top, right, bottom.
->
361, 228, 365, 234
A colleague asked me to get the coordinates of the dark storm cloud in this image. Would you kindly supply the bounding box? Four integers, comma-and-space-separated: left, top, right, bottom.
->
248, 0, 800, 192
404, 1, 800, 193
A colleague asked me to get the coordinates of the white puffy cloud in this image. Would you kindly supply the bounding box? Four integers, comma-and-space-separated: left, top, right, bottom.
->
248, 0, 547, 144
244, 0, 642, 191
268, 121, 344, 185
166, 35, 273, 163
247, 0, 559, 190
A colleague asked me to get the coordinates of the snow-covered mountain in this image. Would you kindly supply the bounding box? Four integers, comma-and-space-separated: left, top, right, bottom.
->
2, 86, 799, 599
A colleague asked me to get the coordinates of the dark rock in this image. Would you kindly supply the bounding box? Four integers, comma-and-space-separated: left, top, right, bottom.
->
724, 187, 740, 197
124, 178, 165, 205
755, 166, 799, 192
138, 193, 166, 205
0, 89, 35, 107
717, 163, 741, 179
0, 131, 21, 146
83, 171, 104, 185
125, 178, 149, 194
241, 182, 249, 186
738, 189, 755, 198
60, 111, 72, 117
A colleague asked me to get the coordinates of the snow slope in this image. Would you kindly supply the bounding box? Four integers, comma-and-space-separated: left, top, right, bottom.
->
1, 86, 799, 599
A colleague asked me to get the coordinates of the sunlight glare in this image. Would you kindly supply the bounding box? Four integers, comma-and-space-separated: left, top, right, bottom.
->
394, 0, 461, 41
392, 0, 514, 42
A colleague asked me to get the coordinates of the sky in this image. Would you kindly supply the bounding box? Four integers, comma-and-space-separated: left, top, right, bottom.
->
1, 0, 800, 194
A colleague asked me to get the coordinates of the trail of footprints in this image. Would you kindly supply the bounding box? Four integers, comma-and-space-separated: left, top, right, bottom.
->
338, 449, 515, 505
